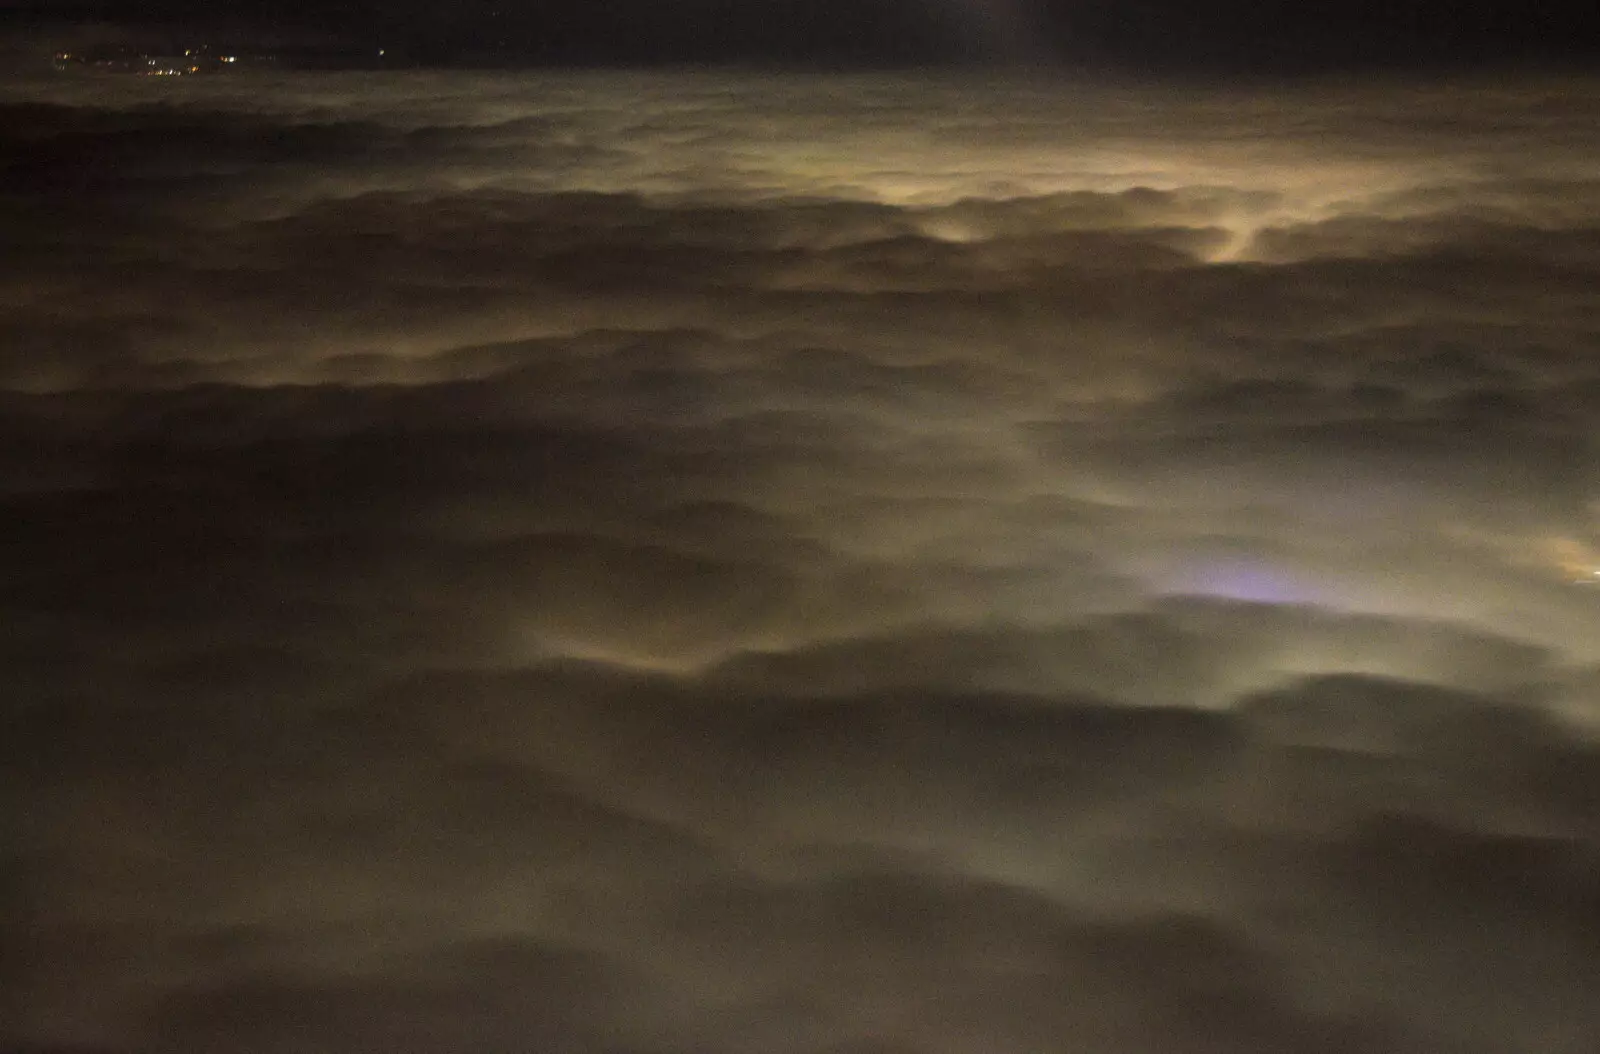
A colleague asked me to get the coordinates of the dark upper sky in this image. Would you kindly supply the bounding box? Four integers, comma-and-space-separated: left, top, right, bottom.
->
9, 0, 1600, 71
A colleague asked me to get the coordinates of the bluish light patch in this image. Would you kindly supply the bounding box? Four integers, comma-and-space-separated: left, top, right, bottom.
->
1161, 557, 1323, 606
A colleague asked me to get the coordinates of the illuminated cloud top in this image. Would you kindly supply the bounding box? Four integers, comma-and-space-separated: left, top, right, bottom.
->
4, 70, 1600, 1054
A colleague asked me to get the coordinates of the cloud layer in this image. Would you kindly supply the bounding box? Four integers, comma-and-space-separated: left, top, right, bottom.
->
4, 70, 1600, 1054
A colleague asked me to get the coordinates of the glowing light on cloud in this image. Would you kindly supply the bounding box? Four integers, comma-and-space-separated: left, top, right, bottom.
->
1161, 558, 1323, 606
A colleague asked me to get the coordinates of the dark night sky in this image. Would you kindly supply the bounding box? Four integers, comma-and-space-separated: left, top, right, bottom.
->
8, 0, 1600, 69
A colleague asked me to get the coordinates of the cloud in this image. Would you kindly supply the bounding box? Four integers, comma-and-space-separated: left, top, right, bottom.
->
4, 71, 1600, 1054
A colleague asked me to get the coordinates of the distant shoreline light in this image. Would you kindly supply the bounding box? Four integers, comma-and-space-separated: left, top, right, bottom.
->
50, 43, 390, 74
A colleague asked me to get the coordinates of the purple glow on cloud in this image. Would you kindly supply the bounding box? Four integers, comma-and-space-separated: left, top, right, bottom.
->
1162, 558, 1322, 605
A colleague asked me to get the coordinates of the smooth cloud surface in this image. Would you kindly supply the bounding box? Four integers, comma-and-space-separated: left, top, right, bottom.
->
4, 69, 1600, 1054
